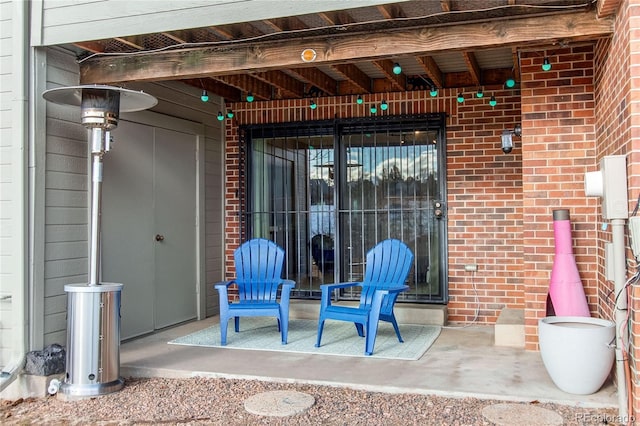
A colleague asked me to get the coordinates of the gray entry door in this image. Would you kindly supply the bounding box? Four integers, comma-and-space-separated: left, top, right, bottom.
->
102, 119, 197, 339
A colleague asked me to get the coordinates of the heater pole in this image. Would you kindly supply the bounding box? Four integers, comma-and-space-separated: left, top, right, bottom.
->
89, 127, 105, 286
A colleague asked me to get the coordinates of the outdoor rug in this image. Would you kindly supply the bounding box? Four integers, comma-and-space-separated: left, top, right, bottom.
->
168, 317, 441, 360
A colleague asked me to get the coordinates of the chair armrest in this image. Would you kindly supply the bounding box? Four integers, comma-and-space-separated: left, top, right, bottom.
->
278, 279, 296, 305
214, 280, 236, 310
320, 282, 360, 291
279, 279, 296, 290
214, 280, 236, 291
319, 282, 361, 310
385, 285, 410, 294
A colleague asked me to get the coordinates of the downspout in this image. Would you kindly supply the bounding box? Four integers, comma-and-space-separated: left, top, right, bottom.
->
612, 219, 629, 419
0, 0, 30, 392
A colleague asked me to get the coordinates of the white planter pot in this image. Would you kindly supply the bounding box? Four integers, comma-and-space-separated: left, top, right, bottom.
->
538, 316, 615, 395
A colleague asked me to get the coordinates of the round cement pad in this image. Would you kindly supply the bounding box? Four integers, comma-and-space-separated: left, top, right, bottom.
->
244, 390, 315, 417
482, 403, 563, 426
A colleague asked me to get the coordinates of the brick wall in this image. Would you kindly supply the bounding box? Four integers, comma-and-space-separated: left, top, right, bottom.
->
520, 45, 599, 350
595, 0, 640, 417
224, 87, 523, 324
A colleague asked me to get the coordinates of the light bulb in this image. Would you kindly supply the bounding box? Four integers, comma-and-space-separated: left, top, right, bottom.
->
201, 90, 209, 102
370, 105, 377, 114
380, 100, 388, 111
542, 57, 552, 71
246, 92, 254, 102
457, 93, 464, 103
310, 100, 317, 110
429, 87, 438, 97
476, 89, 484, 98
505, 78, 516, 88
217, 112, 224, 121
392, 63, 402, 75
226, 110, 234, 119
356, 95, 363, 105
489, 96, 497, 107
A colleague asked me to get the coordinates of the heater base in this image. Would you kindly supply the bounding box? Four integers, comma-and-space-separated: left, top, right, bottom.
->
57, 377, 124, 400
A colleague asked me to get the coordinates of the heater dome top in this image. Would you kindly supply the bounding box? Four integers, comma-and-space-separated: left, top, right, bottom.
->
42, 85, 157, 112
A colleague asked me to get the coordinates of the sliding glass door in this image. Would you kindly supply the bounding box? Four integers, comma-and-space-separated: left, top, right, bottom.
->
243, 115, 447, 303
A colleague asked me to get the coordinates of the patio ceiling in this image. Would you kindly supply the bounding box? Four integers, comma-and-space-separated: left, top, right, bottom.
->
70, 0, 616, 103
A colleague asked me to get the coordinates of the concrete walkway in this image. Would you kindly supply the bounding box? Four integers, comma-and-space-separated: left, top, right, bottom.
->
120, 316, 617, 409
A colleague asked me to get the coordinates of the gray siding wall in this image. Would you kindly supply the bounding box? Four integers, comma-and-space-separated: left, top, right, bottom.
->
40, 50, 224, 347
32, 0, 409, 46
0, 0, 27, 368
42, 47, 85, 347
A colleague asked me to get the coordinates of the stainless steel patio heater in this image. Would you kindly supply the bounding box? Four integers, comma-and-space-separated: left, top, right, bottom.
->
42, 85, 157, 398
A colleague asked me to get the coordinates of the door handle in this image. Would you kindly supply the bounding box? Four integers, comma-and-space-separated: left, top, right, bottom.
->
155, 234, 165, 242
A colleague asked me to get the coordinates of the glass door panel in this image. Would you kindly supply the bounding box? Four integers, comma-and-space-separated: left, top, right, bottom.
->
245, 115, 446, 303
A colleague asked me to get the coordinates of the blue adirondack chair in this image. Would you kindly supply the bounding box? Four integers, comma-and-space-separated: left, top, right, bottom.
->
215, 239, 295, 345
315, 239, 414, 355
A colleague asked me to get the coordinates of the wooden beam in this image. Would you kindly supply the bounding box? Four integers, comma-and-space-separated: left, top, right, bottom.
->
372, 59, 405, 91
287, 68, 338, 95
415, 56, 443, 88
162, 32, 187, 44
597, 0, 620, 17
73, 41, 106, 54
250, 70, 305, 98
181, 78, 241, 102
511, 47, 521, 85
213, 74, 272, 100
462, 51, 481, 86
79, 11, 613, 84
114, 36, 144, 50
331, 64, 371, 93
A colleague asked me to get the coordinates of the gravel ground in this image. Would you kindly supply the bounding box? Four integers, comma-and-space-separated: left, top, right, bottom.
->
0, 377, 624, 425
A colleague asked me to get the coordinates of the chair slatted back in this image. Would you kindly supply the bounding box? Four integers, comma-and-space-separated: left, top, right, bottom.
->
360, 239, 414, 313
234, 239, 285, 303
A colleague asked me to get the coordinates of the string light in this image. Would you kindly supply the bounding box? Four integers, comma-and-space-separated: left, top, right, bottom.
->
380, 100, 388, 111
370, 105, 378, 114
246, 92, 254, 102
457, 93, 464, 103
476, 88, 484, 98
429, 86, 438, 97
356, 95, 363, 105
542, 57, 552, 71
392, 63, 402, 75
505, 78, 516, 88
217, 112, 224, 121
489, 95, 497, 107
310, 100, 317, 109
200, 90, 209, 102
226, 109, 234, 119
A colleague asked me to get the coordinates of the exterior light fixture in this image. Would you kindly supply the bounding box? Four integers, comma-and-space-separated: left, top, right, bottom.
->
370, 105, 378, 114
429, 86, 438, 97
356, 95, 363, 105
489, 95, 497, 107
501, 123, 522, 153
505, 78, 516, 88
200, 90, 209, 102
226, 109, 234, 119
392, 63, 402, 75
310, 100, 317, 110
476, 88, 484, 98
246, 92, 254, 103
542, 57, 552, 71
217, 112, 224, 121
301, 48, 317, 63
380, 100, 388, 111
457, 93, 464, 103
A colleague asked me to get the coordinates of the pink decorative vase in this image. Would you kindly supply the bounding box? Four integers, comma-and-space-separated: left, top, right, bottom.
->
546, 209, 590, 317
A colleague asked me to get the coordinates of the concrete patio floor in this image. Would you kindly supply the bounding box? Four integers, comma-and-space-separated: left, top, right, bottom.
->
120, 315, 618, 409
